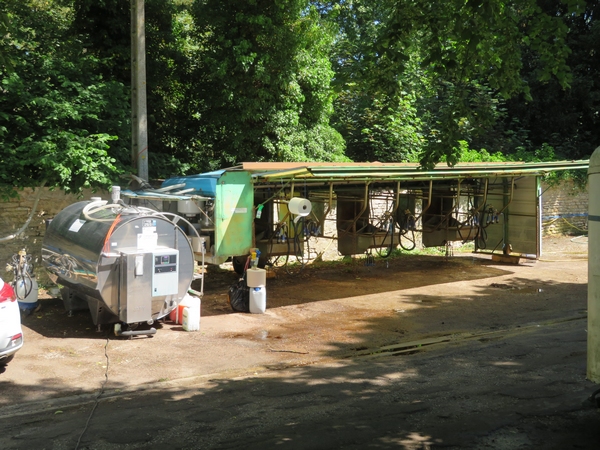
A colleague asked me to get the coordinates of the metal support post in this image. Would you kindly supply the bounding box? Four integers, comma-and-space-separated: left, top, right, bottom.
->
588, 146, 600, 382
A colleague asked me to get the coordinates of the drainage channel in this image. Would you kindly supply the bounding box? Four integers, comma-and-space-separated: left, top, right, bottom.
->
348, 314, 587, 360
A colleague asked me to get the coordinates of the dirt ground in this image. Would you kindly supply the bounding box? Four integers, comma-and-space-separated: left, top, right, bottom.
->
0, 234, 591, 412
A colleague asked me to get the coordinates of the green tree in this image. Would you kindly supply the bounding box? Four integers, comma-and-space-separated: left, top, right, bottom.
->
189, 0, 346, 167
501, 0, 600, 161
0, 0, 129, 198
327, 1, 425, 162
0, 7, 14, 72
69, 0, 199, 179
333, 89, 424, 162
324, 0, 588, 166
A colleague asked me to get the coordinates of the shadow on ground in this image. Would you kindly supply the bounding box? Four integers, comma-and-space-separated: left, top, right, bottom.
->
0, 319, 597, 450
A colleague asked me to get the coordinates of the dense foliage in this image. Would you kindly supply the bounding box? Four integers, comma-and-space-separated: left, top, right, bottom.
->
0, 0, 598, 195
328, 0, 596, 167
0, 0, 128, 197
501, 0, 600, 161
188, 0, 346, 168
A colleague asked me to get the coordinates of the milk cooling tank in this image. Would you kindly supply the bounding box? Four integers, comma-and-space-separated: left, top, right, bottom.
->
42, 198, 195, 330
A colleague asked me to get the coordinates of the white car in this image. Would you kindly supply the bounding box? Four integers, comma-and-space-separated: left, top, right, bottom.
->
0, 278, 23, 366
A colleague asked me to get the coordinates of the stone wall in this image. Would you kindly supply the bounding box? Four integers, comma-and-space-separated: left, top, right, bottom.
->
541, 181, 588, 235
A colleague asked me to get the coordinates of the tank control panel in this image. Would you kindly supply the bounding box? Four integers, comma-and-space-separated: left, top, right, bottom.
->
152, 248, 179, 297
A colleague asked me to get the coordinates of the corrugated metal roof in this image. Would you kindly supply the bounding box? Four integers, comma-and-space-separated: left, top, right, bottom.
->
242, 160, 589, 183
146, 160, 589, 201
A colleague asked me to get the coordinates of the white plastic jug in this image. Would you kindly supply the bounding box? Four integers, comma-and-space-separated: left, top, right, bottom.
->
182, 296, 201, 331
249, 286, 266, 314
170, 293, 192, 324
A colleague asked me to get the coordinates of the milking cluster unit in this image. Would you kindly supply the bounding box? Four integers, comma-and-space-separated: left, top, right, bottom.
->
252, 173, 521, 261
7, 249, 39, 313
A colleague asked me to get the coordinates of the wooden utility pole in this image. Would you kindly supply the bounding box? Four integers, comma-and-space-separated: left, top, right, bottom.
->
131, 0, 149, 181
